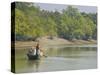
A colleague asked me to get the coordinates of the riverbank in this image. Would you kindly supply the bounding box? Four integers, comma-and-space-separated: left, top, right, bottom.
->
15, 37, 97, 49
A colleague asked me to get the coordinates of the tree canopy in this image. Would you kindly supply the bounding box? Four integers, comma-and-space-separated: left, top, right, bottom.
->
12, 2, 97, 41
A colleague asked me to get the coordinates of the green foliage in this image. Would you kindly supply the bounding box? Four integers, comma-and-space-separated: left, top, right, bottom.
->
13, 2, 97, 41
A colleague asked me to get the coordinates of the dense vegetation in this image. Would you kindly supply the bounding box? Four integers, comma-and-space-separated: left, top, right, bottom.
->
12, 2, 97, 41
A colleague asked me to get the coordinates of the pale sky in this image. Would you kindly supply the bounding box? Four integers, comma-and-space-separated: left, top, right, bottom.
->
34, 3, 97, 13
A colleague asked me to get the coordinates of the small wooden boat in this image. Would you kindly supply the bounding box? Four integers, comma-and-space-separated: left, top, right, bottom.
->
27, 53, 40, 60
27, 49, 43, 60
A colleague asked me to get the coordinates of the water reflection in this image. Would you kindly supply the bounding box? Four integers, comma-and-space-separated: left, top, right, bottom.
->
27, 60, 41, 72
46, 47, 97, 58
15, 45, 97, 73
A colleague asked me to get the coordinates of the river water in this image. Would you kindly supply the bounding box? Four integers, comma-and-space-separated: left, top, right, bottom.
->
15, 45, 97, 73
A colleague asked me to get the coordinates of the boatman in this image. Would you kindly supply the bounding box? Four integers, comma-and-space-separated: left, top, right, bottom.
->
28, 42, 44, 56
35, 43, 44, 56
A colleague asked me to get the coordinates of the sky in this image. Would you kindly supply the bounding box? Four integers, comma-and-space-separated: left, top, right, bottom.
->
34, 3, 97, 13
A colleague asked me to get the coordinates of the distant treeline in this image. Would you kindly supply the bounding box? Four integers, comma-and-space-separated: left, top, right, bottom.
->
12, 2, 97, 41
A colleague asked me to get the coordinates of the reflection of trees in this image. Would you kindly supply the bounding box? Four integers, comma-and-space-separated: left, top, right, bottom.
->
47, 47, 81, 57
46, 47, 96, 58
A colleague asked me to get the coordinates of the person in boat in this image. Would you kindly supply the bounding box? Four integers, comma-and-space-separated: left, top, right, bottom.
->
28, 43, 43, 56
28, 47, 34, 55
27, 42, 47, 59
35, 43, 44, 57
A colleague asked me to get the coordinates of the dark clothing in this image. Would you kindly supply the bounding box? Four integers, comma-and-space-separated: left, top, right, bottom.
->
36, 45, 40, 56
